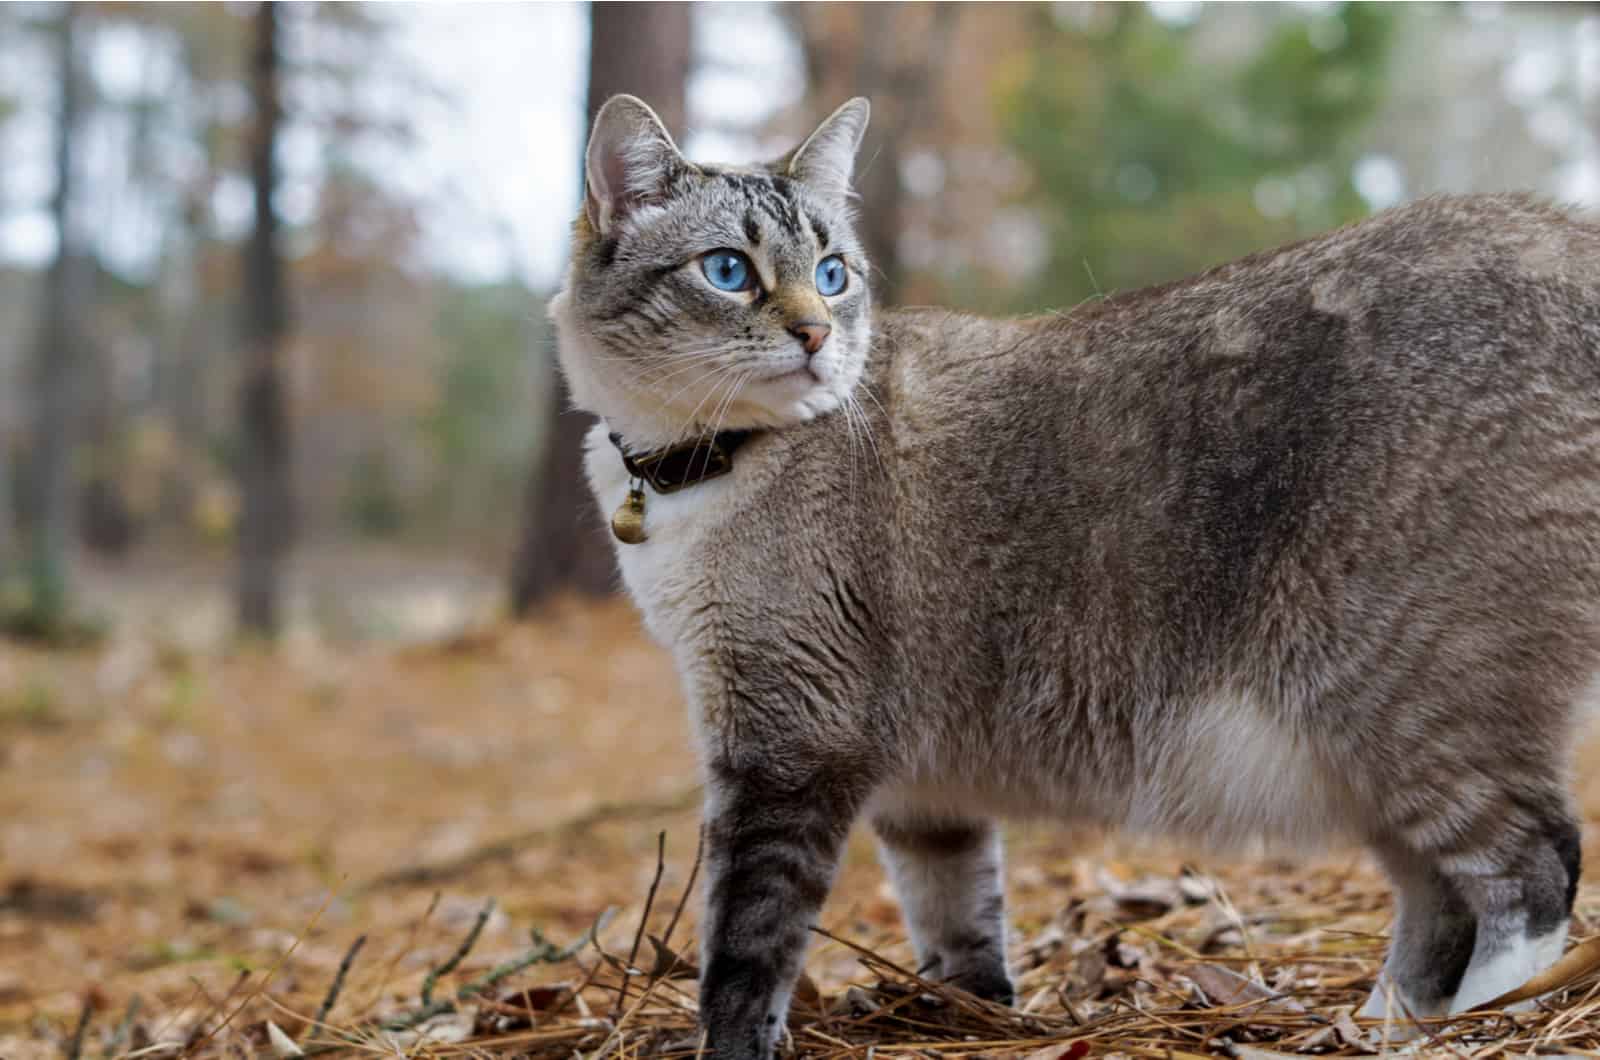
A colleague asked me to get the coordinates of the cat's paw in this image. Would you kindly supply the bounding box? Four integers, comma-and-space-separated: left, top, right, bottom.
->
945, 965, 1016, 1006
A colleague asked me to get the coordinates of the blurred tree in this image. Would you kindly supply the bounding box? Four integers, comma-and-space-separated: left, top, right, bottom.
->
142, 5, 243, 529
1002, 3, 1394, 310
0, 10, 16, 586
778, 4, 1049, 311
508, 1, 692, 614
0, 441, 10, 588
236, 0, 293, 637
784, 4, 961, 304
22, 2, 91, 635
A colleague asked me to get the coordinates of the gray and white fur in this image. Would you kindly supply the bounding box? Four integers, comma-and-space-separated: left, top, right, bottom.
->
550, 95, 1593, 1058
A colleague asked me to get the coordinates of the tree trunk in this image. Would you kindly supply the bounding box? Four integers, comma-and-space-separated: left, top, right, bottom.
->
508, 1, 692, 615
785, 4, 960, 306
0, 430, 13, 585
236, 0, 292, 637
25, 2, 89, 634
853, 5, 904, 301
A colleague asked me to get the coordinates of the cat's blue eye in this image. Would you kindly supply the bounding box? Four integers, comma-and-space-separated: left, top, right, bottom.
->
701, 249, 755, 292
815, 255, 848, 297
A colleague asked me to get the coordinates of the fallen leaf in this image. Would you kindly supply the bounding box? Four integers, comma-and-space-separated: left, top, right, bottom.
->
647, 934, 700, 979
1068, 945, 1108, 999
1104, 932, 1144, 969
1023, 923, 1066, 966
1109, 877, 1181, 919
383, 1013, 474, 1050
1334, 1009, 1378, 1053
791, 972, 822, 1010
1178, 871, 1218, 904
1186, 963, 1305, 1014
1021, 1041, 1090, 1060
833, 985, 879, 1016
516, 984, 570, 1010
1200, 919, 1244, 954
265, 1020, 303, 1058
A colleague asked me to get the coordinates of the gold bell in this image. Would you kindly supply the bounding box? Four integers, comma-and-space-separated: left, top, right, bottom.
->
611, 487, 648, 545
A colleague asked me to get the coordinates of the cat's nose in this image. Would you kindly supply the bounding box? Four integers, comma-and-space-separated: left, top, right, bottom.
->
789, 321, 831, 356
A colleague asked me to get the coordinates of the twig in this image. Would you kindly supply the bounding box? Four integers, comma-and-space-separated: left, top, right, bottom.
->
658, 824, 705, 961
183, 888, 336, 1056
615, 831, 667, 1020
362, 891, 439, 1016
103, 995, 140, 1060
546, 907, 625, 1022
534, 910, 612, 965
422, 899, 495, 1006
178, 971, 251, 1057
313, 934, 367, 1032
377, 997, 458, 1035
358, 790, 698, 893
142, 980, 207, 1057
367, 909, 609, 1039
63, 994, 93, 1060
172, 970, 248, 1058
460, 948, 569, 1000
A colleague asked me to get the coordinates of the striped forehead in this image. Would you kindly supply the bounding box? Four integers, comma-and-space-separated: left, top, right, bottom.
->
700, 167, 832, 251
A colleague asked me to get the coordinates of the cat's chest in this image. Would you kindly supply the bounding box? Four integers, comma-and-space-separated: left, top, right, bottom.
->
582, 424, 743, 645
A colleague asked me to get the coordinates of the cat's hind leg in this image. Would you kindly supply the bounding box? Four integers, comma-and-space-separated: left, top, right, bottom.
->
1373, 794, 1579, 1018
1443, 811, 1579, 1014
1360, 845, 1476, 1023
872, 806, 1013, 1004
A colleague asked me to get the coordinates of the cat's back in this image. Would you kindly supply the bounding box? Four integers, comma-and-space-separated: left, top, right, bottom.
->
875, 193, 1600, 451
1091, 191, 1600, 314
1079, 192, 1600, 378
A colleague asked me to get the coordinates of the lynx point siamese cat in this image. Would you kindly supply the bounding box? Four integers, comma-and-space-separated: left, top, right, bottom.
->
550, 94, 1594, 1057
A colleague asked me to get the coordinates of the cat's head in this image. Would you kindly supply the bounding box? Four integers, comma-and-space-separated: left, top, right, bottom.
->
549, 95, 872, 446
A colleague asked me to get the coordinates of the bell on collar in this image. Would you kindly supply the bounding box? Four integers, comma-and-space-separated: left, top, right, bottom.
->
611, 486, 647, 545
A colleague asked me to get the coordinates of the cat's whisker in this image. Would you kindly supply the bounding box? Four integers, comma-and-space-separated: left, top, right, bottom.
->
654, 353, 752, 407
658, 361, 747, 444
849, 392, 885, 479
694, 369, 751, 466
841, 390, 861, 508
590, 346, 730, 375
700, 371, 745, 449
857, 379, 890, 423
642, 351, 743, 389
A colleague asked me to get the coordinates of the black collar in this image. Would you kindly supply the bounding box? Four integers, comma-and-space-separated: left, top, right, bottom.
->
607, 429, 755, 494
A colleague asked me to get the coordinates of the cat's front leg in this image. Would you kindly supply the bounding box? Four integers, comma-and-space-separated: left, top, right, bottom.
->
698, 757, 868, 1060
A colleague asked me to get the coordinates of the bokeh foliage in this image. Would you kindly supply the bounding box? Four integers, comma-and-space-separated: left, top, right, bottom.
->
1001, 3, 1394, 311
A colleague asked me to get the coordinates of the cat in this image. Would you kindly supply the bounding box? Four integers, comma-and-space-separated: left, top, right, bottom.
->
549, 94, 1596, 1059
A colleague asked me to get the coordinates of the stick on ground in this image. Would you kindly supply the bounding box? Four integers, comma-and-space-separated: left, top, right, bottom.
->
615, 830, 667, 1020
312, 933, 367, 1032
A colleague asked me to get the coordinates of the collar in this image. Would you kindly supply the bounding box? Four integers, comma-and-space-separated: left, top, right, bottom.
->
607, 428, 755, 495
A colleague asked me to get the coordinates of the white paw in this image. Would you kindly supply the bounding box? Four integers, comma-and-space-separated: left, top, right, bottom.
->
1448, 924, 1567, 1015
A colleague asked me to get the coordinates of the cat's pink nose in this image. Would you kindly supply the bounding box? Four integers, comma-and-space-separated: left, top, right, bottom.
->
789, 321, 831, 355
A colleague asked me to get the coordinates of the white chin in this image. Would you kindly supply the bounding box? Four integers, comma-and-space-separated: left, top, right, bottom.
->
738, 378, 847, 428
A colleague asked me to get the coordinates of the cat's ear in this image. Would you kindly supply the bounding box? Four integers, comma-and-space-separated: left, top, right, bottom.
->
786, 97, 870, 201
585, 94, 687, 235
